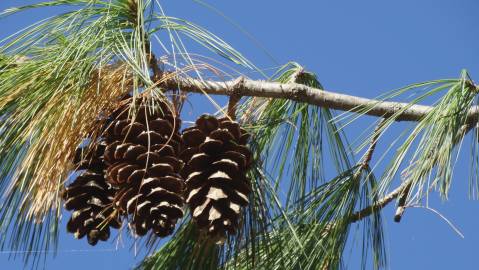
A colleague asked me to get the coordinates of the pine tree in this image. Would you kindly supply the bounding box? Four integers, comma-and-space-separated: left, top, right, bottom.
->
0, 1, 477, 269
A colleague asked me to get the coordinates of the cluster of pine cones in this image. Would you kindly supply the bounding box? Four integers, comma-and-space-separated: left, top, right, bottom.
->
62, 96, 252, 245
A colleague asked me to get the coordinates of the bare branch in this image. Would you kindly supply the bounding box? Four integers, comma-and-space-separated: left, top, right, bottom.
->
162, 76, 479, 123
226, 77, 245, 120
350, 178, 413, 223
360, 120, 385, 169
393, 183, 412, 222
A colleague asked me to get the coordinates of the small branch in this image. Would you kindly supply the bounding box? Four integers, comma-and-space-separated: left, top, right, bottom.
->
148, 52, 162, 82
360, 120, 385, 169
348, 120, 389, 223
393, 123, 471, 223
144, 35, 162, 82
227, 95, 241, 121
288, 68, 305, 84
226, 77, 245, 120
352, 120, 383, 182
161, 76, 479, 124
350, 118, 464, 224
350, 178, 414, 223
393, 182, 412, 222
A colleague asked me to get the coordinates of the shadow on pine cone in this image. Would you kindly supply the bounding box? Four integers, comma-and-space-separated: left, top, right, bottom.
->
180, 114, 252, 244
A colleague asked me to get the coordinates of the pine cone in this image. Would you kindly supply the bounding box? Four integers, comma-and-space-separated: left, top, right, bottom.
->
104, 99, 185, 237
180, 114, 252, 243
63, 140, 121, 246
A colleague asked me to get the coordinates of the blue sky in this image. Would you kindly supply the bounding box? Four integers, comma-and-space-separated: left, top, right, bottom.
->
1, 0, 479, 269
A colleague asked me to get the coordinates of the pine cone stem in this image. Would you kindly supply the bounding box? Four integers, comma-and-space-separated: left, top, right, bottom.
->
227, 95, 241, 121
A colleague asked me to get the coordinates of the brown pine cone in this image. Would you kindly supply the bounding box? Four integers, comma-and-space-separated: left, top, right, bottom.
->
180, 114, 252, 243
103, 98, 185, 237
63, 140, 121, 246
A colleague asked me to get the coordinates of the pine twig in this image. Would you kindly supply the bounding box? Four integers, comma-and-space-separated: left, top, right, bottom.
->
360, 120, 385, 170
393, 182, 412, 223
349, 120, 387, 223
350, 178, 414, 223
148, 51, 163, 82
227, 95, 241, 121
226, 77, 245, 121
393, 123, 472, 223
161, 76, 479, 124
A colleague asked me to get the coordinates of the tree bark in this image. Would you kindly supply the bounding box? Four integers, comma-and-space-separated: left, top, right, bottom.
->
163, 76, 479, 123
350, 178, 413, 223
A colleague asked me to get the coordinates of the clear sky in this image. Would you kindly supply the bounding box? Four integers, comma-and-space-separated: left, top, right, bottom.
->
1, 1, 479, 269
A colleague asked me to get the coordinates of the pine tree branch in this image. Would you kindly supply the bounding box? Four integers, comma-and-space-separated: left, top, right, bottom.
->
350, 178, 413, 223
359, 120, 384, 169
162, 76, 479, 123
11, 56, 477, 124
393, 183, 411, 223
